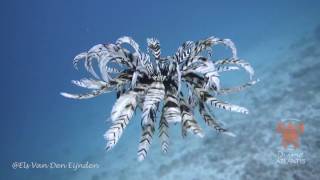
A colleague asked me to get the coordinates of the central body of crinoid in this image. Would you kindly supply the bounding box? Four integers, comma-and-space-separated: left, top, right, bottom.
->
61, 36, 258, 161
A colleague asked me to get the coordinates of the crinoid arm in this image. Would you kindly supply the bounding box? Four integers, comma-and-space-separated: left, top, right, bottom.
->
137, 82, 165, 161
215, 58, 255, 80
60, 89, 108, 100
199, 102, 236, 137
196, 88, 249, 114
62, 36, 258, 161
179, 94, 204, 138
158, 111, 169, 154
104, 91, 138, 151
218, 79, 260, 95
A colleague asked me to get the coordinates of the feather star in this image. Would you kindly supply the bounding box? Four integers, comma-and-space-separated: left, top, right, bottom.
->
61, 36, 259, 161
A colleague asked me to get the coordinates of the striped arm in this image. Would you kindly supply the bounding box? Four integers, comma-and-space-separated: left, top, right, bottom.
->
104, 91, 138, 150
138, 82, 165, 161
147, 38, 161, 59
60, 88, 107, 100
193, 37, 237, 59
179, 96, 204, 138
142, 82, 165, 125
215, 58, 254, 79
196, 88, 249, 114
138, 123, 155, 161
217, 66, 239, 73
199, 102, 227, 133
163, 94, 181, 123
158, 112, 169, 153
218, 79, 259, 95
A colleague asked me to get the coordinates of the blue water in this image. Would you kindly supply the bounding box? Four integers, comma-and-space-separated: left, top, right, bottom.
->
1, 0, 320, 179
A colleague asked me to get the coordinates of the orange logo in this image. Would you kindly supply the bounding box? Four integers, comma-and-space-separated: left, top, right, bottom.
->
276, 121, 304, 149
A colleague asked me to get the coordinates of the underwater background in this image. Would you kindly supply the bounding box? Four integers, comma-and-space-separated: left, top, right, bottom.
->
1, 0, 320, 179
